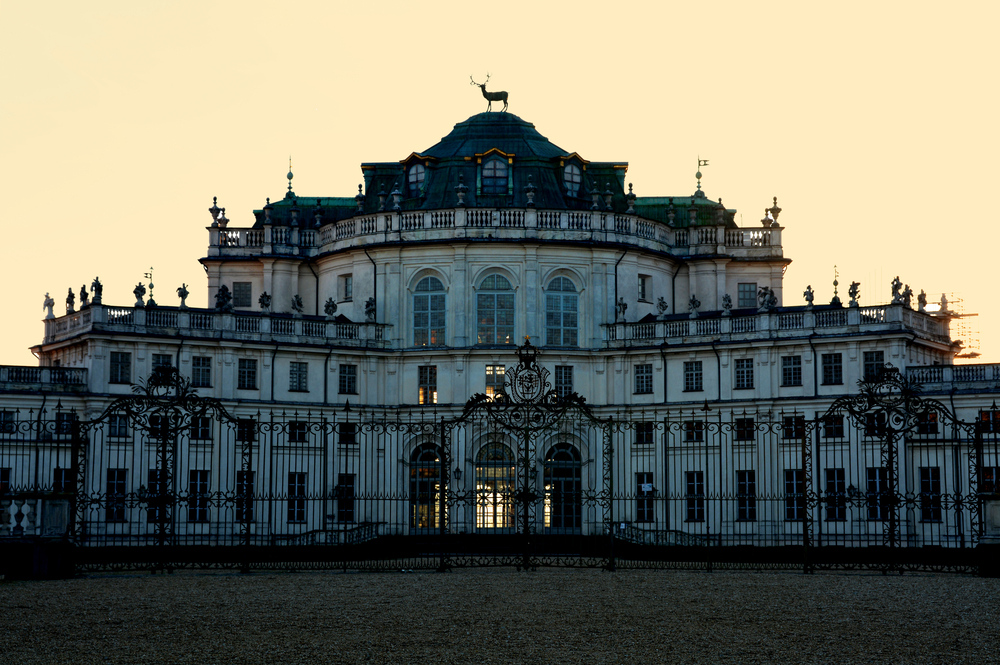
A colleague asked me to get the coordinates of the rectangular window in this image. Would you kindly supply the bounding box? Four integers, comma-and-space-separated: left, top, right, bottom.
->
55, 412, 76, 438
486, 364, 506, 399
863, 351, 885, 381
734, 358, 754, 390
982, 467, 1000, 494
917, 411, 939, 435
147, 469, 168, 524
106, 468, 127, 522
191, 356, 212, 388
288, 421, 309, 444
191, 416, 212, 441
108, 413, 130, 440
341, 274, 353, 302
419, 366, 437, 405
289, 361, 309, 392
236, 418, 257, 445
110, 351, 132, 384
781, 355, 802, 387
782, 415, 806, 440
0, 410, 15, 436
0, 467, 10, 494
737, 282, 757, 308
338, 422, 357, 446
237, 359, 257, 390
287, 472, 307, 523
152, 354, 172, 370
736, 470, 757, 521
236, 470, 254, 522
821, 353, 843, 385
979, 410, 1000, 434
634, 364, 653, 395
864, 412, 886, 438
188, 470, 210, 523
636, 472, 654, 523
337, 473, 356, 523
919, 466, 942, 522
339, 364, 358, 395
638, 275, 650, 301
822, 414, 845, 439
825, 468, 847, 521
232, 282, 252, 308
685, 471, 705, 522
784, 469, 805, 521
734, 418, 755, 442
683, 361, 703, 392
53, 467, 73, 494
866, 467, 889, 521
635, 422, 655, 446
683, 420, 704, 443
547, 365, 572, 398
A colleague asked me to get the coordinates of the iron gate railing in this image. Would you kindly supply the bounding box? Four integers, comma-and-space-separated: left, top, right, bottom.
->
2, 350, 999, 575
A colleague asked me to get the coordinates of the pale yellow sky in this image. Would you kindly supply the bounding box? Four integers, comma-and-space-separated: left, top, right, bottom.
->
1, 1, 996, 364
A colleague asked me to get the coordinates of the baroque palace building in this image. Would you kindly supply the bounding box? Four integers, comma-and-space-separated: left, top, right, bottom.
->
2, 111, 999, 558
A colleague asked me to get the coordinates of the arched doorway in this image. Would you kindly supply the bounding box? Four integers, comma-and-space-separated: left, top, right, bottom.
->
475, 442, 515, 531
543, 443, 582, 533
409, 444, 444, 531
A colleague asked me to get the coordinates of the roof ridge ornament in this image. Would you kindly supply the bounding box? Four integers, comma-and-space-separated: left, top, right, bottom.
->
285, 156, 295, 199
470, 74, 508, 113
695, 157, 709, 198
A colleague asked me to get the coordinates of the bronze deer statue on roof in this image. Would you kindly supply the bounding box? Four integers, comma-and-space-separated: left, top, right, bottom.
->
470, 74, 508, 113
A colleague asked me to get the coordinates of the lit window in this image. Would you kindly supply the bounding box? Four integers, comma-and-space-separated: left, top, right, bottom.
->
545, 277, 577, 347
419, 366, 437, 405
485, 364, 505, 398
563, 164, 582, 196
477, 274, 515, 345
414, 277, 446, 346
408, 164, 426, 197
482, 157, 508, 195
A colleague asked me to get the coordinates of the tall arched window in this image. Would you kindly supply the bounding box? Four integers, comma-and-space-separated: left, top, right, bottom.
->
477, 274, 515, 345
407, 164, 425, 197
563, 164, 582, 196
409, 444, 444, 530
545, 276, 578, 347
482, 157, 508, 195
413, 276, 445, 346
475, 443, 515, 531
544, 443, 582, 533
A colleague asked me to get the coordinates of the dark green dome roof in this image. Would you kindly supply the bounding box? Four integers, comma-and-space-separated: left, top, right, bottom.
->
421, 113, 568, 160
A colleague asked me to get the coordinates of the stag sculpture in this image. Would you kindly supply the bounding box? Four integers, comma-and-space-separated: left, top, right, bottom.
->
470, 74, 508, 112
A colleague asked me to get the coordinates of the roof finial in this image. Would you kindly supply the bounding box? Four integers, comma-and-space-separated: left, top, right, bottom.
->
830, 265, 842, 307
286, 156, 294, 196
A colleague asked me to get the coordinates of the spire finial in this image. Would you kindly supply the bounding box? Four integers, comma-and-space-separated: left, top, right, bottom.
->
695, 157, 709, 197
287, 156, 294, 194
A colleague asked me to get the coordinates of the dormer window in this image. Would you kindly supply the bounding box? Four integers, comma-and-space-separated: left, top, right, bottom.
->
482, 157, 508, 195
408, 164, 426, 197
564, 164, 582, 196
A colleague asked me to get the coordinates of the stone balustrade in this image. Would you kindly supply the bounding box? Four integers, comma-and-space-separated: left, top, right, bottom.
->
0, 366, 88, 391
907, 363, 1000, 387
603, 304, 950, 347
41, 305, 392, 348
207, 208, 783, 260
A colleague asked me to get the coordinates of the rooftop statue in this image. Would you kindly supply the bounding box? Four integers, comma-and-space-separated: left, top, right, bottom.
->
891, 276, 903, 304
258, 291, 271, 312
65, 287, 75, 314
901, 285, 913, 309
80, 284, 89, 307
803, 285, 814, 309
91, 277, 103, 305
721, 293, 733, 317
291, 295, 304, 315
470, 74, 508, 113
43, 293, 55, 320
365, 297, 376, 322
177, 284, 189, 309
214, 284, 232, 312
134, 282, 146, 308
757, 286, 777, 313
918, 290, 927, 313
848, 281, 861, 308
688, 295, 701, 319
324, 297, 338, 319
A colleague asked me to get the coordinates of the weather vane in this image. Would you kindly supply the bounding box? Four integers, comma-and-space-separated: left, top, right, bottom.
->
144, 267, 156, 306
470, 74, 508, 113
696, 157, 709, 192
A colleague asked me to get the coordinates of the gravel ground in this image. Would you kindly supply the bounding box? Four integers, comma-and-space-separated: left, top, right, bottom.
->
1, 569, 998, 664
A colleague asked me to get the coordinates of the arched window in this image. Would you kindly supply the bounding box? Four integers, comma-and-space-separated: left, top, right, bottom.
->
482, 157, 508, 195
413, 276, 445, 346
407, 164, 426, 197
409, 444, 444, 530
475, 443, 515, 531
544, 443, 582, 532
563, 164, 582, 196
545, 276, 578, 347
477, 274, 515, 345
